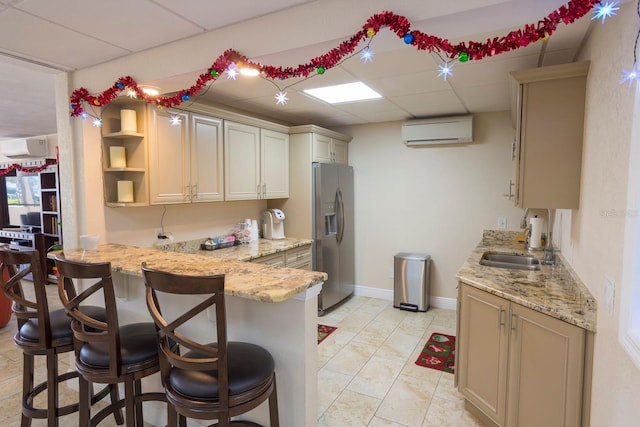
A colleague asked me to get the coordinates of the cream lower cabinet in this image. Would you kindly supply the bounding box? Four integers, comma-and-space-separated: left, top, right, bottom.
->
457, 283, 585, 427
251, 244, 311, 270
224, 121, 289, 201
148, 110, 224, 204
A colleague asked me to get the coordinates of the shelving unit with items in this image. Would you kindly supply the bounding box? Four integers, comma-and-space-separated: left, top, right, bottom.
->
101, 100, 149, 206
39, 165, 62, 283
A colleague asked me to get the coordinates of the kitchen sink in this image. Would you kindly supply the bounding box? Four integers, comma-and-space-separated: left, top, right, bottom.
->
479, 251, 541, 271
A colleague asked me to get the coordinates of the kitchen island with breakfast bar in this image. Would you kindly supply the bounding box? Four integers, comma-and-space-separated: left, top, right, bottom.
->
53, 242, 326, 427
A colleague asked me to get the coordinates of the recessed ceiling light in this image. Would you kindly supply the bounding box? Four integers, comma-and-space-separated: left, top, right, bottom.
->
303, 82, 382, 104
140, 86, 160, 96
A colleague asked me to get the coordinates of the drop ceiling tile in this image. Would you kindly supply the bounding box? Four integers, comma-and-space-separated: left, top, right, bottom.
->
368, 70, 451, 97
0, 9, 127, 69
153, 0, 315, 30
456, 82, 511, 112
392, 89, 467, 118
15, 0, 203, 52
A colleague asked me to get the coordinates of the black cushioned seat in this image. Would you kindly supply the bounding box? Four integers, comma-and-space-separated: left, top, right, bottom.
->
19, 306, 105, 342
79, 322, 159, 368
169, 342, 275, 399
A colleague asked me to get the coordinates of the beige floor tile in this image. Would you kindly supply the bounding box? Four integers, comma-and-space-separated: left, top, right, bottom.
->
375, 375, 433, 426
422, 396, 484, 427
352, 318, 399, 347
368, 416, 411, 427
336, 310, 379, 334
376, 330, 422, 362
318, 328, 357, 368
317, 367, 353, 418
318, 389, 381, 427
324, 340, 379, 376
347, 354, 405, 399
396, 311, 436, 337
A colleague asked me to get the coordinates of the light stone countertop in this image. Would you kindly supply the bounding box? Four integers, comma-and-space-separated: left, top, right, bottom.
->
456, 230, 596, 332
52, 243, 326, 303
155, 237, 313, 261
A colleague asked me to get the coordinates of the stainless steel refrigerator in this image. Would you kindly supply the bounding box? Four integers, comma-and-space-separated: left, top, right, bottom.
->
313, 162, 355, 314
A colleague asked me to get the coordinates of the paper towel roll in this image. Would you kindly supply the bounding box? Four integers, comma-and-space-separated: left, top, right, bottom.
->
529, 217, 543, 248
120, 109, 137, 133
117, 180, 134, 203
109, 146, 126, 168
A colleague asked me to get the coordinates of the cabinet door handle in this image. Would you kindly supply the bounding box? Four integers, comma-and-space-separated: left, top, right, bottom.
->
192, 184, 197, 199
263, 183, 266, 196
504, 180, 514, 200
498, 307, 505, 328
256, 184, 261, 198
511, 311, 517, 331
186, 185, 191, 201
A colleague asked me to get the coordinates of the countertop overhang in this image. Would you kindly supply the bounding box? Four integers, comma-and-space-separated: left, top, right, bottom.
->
51, 242, 326, 303
456, 230, 596, 331
155, 237, 313, 261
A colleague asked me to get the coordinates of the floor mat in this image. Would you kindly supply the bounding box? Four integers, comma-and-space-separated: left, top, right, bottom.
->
415, 332, 455, 373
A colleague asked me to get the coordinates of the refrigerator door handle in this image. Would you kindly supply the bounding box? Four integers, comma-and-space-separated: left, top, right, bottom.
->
336, 189, 345, 244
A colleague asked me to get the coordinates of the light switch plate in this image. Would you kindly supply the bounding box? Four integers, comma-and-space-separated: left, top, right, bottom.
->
497, 217, 507, 229
604, 275, 615, 317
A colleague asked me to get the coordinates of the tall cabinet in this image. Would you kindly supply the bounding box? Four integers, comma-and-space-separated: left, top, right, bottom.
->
510, 61, 589, 208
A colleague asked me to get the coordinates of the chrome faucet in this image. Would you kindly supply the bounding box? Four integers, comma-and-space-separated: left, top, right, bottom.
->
520, 208, 532, 251
542, 208, 555, 265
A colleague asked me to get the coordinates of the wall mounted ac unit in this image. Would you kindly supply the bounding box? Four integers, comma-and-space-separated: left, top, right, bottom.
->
1, 138, 47, 158
401, 115, 473, 146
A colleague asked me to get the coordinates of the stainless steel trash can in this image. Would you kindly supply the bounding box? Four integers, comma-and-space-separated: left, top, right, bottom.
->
393, 253, 431, 312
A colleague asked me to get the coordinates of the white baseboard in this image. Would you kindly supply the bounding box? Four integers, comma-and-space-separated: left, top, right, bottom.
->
353, 285, 457, 310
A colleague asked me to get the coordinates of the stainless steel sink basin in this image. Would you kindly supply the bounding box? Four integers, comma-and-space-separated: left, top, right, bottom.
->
479, 251, 541, 271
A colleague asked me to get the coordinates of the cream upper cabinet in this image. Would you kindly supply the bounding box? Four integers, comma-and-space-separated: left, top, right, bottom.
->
224, 121, 289, 201
149, 110, 223, 204
261, 129, 290, 199
458, 283, 585, 427
511, 61, 589, 209
148, 109, 189, 204
313, 133, 348, 164
189, 114, 224, 202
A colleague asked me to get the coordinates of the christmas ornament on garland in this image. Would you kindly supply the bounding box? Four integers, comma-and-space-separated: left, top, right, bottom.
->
69, 0, 617, 122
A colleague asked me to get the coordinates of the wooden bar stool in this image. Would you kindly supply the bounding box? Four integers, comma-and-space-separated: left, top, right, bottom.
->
0, 247, 116, 427
141, 265, 280, 427
55, 255, 166, 426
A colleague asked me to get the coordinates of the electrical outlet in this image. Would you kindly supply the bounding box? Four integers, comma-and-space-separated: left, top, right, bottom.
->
497, 217, 507, 229
155, 228, 172, 240
604, 275, 615, 317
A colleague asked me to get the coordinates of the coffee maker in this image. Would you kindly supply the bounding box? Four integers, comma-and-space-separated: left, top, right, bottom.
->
262, 209, 285, 240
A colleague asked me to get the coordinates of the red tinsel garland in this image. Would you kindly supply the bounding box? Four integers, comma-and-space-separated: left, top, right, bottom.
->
0, 162, 53, 176
69, 0, 601, 117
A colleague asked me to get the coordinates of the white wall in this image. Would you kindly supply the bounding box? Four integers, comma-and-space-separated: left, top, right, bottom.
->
336, 111, 524, 299
555, 3, 640, 425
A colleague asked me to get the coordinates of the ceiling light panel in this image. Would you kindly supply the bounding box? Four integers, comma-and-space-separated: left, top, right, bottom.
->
303, 82, 382, 104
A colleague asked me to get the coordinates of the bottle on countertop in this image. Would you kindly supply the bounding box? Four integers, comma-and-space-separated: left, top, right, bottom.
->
251, 219, 259, 242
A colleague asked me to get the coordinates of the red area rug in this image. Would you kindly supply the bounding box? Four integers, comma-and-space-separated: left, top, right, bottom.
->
415, 332, 456, 374
318, 324, 337, 344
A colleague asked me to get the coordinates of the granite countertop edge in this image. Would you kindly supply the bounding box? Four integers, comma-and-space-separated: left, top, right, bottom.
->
456, 230, 597, 332
155, 237, 314, 261
49, 241, 325, 303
